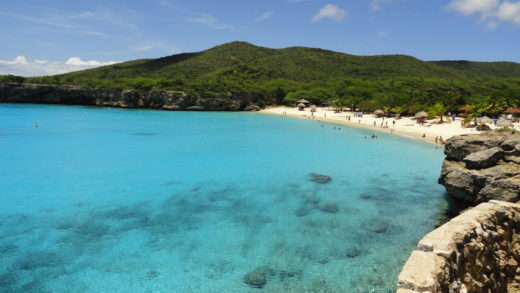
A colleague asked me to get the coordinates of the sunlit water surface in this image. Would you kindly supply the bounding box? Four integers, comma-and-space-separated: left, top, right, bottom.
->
0, 104, 450, 292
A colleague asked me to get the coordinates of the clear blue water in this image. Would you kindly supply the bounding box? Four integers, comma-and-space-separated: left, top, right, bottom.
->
0, 104, 450, 292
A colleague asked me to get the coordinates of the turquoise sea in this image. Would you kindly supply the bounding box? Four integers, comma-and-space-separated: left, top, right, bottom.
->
0, 104, 450, 292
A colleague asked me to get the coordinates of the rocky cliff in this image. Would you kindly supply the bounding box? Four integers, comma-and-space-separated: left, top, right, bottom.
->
0, 83, 262, 111
439, 133, 520, 204
397, 200, 520, 293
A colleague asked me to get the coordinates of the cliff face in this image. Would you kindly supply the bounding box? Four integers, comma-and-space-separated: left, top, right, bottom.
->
0, 83, 262, 111
439, 133, 520, 204
397, 200, 520, 293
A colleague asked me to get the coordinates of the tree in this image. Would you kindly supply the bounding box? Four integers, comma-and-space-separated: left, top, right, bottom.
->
0, 74, 25, 83
283, 88, 337, 105
428, 102, 448, 123
391, 106, 406, 118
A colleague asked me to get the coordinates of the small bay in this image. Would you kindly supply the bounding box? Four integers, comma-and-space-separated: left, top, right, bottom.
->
0, 104, 449, 292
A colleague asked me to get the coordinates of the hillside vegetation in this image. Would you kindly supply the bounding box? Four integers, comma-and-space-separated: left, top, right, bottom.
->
2, 41, 520, 112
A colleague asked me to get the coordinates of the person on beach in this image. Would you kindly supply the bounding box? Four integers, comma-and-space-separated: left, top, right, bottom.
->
373, 121, 376, 126
435, 136, 438, 143
422, 133, 426, 138
393, 120, 396, 126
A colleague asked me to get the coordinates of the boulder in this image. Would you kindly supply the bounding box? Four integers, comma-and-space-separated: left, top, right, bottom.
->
444, 134, 505, 161
463, 147, 504, 170
477, 178, 520, 202
244, 104, 261, 111
309, 173, 332, 184
500, 139, 520, 152
363, 219, 390, 234
243, 269, 267, 288
320, 203, 339, 214
439, 133, 520, 204
346, 246, 362, 258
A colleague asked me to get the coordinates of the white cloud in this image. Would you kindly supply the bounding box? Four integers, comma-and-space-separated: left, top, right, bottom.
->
257, 12, 274, 22
85, 30, 110, 37
0, 56, 120, 76
133, 45, 153, 51
448, 0, 499, 15
159, 1, 233, 30
312, 4, 348, 23
370, 0, 393, 11
497, 1, 520, 23
65, 57, 117, 66
447, 0, 520, 27
3, 56, 29, 65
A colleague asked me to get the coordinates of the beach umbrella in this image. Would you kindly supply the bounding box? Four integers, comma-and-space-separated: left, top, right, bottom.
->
297, 103, 305, 111
497, 119, 513, 128
415, 111, 428, 119
310, 105, 317, 112
374, 109, 385, 117
477, 116, 492, 124
458, 105, 472, 112
504, 108, 520, 114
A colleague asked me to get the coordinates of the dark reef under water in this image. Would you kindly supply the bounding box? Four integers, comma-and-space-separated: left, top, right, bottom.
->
0, 173, 456, 293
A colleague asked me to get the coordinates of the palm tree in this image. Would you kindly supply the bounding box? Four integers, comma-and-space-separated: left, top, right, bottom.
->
428, 102, 448, 123
391, 106, 406, 119
383, 106, 392, 117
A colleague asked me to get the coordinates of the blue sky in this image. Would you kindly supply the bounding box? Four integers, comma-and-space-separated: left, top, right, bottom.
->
1, 0, 520, 76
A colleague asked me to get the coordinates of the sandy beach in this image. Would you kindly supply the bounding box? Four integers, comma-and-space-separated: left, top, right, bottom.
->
260, 106, 509, 144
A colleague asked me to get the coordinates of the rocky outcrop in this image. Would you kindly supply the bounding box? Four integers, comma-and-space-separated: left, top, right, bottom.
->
397, 200, 520, 293
0, 83, 262, 111
439, 133, 520, 204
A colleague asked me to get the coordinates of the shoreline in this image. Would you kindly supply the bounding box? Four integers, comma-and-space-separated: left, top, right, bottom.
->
259, 106, 486, 145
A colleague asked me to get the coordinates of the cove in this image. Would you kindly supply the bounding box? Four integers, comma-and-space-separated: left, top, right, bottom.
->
0, 104, 450, 292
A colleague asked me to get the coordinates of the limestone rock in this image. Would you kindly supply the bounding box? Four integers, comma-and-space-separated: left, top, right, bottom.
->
244, 104, 261, 111
397, 201, 520, 293
0, 83, 262, 111
463, 147, 504, 170
439, 133, 520, 204
478, 178, 520, 202
444, 134, 505, 161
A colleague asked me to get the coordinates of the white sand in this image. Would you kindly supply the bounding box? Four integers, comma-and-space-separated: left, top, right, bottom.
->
260, 106, 508, 144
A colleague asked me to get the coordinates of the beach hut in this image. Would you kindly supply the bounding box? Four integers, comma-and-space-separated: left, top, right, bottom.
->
415, 111, 428, 124
504, 108, 520, 121
297, 103, 306, 111
296, 99, 311, 108
373, 109, 385, 118
310, 105, 317, 113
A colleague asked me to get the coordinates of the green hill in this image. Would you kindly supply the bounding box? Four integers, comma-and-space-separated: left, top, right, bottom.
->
2, 41, 519, 112
45, 42, 520, 82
